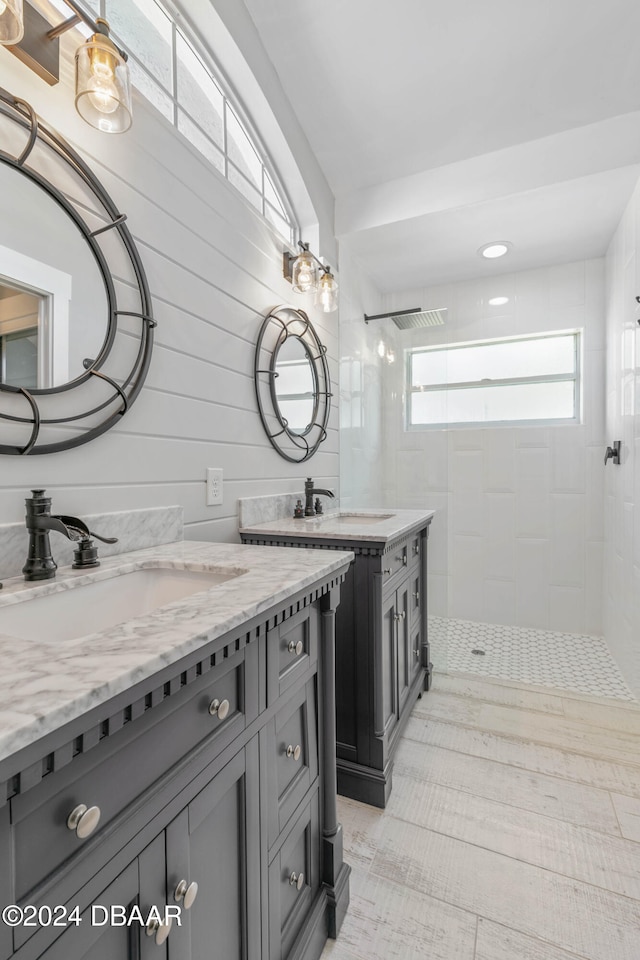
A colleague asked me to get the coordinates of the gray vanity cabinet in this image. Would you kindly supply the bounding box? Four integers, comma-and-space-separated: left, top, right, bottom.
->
0, 566, 350, 960
241, 518, 432, 808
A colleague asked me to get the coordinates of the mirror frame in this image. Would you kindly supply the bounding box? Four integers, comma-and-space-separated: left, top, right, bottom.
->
254, 304, 332, 462
0, 87, 154, 455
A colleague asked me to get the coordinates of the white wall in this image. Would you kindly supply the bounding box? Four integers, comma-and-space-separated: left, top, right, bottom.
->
603, 179, 640, 696
0, 22, 339, 563
379, 260, 606, 635
338, 243, 385, 507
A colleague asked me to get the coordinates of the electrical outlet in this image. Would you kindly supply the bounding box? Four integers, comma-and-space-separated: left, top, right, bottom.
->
206, 468, 223, 505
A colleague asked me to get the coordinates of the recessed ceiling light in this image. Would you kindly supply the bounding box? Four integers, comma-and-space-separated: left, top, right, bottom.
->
488, 296, 509, 306
479, 241, 512, 259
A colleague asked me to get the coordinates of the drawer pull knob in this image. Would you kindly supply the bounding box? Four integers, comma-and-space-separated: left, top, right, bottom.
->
413, 591, 420, 603
146, 914, 173, 946
394, 611, 406, 622
67, 804, 101, 839
403, 555, 408, 565
415, 648, 420, 659
175, 879, 199, 910
288, 639, 303, 657
286, 744, 301, 761
208, 698, 230, 720
289, 871, 305, 891
382, 568, 391, 575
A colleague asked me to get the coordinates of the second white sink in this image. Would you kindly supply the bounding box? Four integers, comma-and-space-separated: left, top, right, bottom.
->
0, 565, 245, 643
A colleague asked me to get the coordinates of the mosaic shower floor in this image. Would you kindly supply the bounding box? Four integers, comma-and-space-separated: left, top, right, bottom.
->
429, 616, 638, 702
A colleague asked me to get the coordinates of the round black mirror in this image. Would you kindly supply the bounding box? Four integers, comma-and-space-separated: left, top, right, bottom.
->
0, 88, 154, 455
255, 305, 331, 462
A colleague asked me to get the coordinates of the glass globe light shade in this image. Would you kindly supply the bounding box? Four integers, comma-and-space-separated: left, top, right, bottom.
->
291, 248, 318, 293
75, 26, 132, 133
0, 0, 24, 44
315, 269, 338, 313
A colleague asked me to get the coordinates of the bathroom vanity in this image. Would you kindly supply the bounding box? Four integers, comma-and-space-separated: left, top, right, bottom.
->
0, 541, 353, 960
240, 509, 435, 807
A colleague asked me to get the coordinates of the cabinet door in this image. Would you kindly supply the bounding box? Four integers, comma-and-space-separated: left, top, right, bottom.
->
268, 794, 320, 960
379, 592, 398, 736
35, 859, 143, 960
408, 566, 423, 683
165, 743, 261, 960
396, 582, 411, 711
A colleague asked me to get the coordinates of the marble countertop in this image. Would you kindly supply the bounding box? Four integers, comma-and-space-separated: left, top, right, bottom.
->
240, 507, 435, 543
0, 540, 353, 766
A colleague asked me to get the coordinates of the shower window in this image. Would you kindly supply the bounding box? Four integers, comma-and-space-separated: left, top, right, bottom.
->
407, 331, 581, 428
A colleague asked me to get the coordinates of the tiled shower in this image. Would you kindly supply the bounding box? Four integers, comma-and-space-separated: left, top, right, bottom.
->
341, 254, 640, 700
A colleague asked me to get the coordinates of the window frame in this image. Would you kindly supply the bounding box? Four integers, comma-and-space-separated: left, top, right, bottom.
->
405, 330, 582, 431
46, 0, 298, 245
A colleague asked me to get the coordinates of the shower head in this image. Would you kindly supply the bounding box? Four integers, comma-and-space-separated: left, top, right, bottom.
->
363, 307, 447, 329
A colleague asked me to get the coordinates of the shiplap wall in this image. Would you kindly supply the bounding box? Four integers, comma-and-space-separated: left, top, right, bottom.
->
0, 46, 338, 554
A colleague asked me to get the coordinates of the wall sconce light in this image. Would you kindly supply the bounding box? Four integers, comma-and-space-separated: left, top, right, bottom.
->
283, 241, 339, 313
4, 0, 132, 133
0, 0, 24, 45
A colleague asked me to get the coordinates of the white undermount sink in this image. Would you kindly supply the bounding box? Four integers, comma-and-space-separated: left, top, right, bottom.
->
335, 513, 394, 524
307, 512, 394, 525
0, 565, 245, 643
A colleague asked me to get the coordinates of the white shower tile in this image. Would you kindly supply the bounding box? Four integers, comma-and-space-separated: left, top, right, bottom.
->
515, 491, 551, 539
482, 579, 516, 625
516, 446, 550, 492
515, 539, 550, 629
551, 427, 587, 493
549, 585, 586, 633
452, 491, 485, 537
550, 494, 585, 587
483, 429, 516, 493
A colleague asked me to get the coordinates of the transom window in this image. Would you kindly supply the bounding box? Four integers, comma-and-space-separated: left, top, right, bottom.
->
407, 331, 581, 428
48, 0, 297, 243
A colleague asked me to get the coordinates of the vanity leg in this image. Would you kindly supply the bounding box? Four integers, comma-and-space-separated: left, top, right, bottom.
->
320, 586, 350, 938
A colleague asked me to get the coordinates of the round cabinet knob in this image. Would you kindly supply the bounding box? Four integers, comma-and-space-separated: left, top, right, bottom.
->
289, 871, 304, 891
288, 639, 303, 657
286, 744, 301, 761
414, 648, 420, 659
146, 915, 172, 946
175, 879, 199, 910
67, 804, 101, 839
208, 698, 230, 720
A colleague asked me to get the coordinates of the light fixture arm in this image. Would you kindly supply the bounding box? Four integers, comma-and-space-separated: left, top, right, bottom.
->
45, 1, 127, 60
284, 240, 333, 281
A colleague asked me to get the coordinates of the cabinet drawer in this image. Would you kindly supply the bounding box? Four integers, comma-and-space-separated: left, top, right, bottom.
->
267, 604, 318, 703
11, 646, 251, 903
381, 533, 421, 587
268, 794, 320, 960
266, 680, 318, 847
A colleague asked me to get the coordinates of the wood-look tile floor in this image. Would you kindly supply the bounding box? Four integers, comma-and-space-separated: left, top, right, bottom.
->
321, 672, 640, 960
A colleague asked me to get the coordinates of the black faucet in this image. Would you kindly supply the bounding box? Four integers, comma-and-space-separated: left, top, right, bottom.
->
303, 477, 335, 516
22, 490, 118, 581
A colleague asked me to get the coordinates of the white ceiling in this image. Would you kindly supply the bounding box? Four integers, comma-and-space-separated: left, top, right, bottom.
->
243, 0, 640, 291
